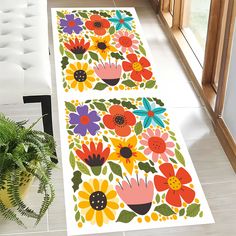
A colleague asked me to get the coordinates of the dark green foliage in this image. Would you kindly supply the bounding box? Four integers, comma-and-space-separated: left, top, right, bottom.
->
0, 114, 57, 227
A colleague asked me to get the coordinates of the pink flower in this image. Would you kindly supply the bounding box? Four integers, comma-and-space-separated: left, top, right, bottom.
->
113, 31, 139, 53
94, 62, 122, 86
115, 177, 154, 215
140, 128, 175, 162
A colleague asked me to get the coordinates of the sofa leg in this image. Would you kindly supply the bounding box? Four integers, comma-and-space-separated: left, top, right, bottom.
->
23, 95, 58, 164
23, 95, 54, 136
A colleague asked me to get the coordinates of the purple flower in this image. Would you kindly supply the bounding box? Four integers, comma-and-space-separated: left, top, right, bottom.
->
69, 105, 100, 136
60, 14, 83, 34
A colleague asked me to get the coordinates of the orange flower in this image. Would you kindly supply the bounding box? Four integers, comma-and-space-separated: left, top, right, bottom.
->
103, 105, 136, 137
122, 54, 152, 82
85, 15, 110, 36
154, 163, 195, 207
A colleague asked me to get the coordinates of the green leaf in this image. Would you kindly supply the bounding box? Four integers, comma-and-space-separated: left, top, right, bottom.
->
69, 152, 75, 170
75, 211, 80, 221
79, 12, 88, 18
139, 45, 146, 56
71, 171, 82, 192
81, 216, 85, 223
59, 44, 64, 56
155, 194, 160, 204
75, 54, 83, 60
102, 166, 107, 175
134, 121, 143, 135
122, 79, 136, 88
65, 51, 75, 60
61, 56, 69, 69
99, 122, 105, 128
199, 211, 203, 217
175, 149, 185, 166
57, 11, 65, 18
91, 166, 101, 176
111, 52, 124, 60
93, 102, 107, 112
109, 173, 113, 182
93, 82, 108, 90
169, 158, 177, 164
168, 131, 176, 136
138, 162, 157, 173
65, 101, 76, 112
69, 142, 74, 149
77, 162, 91, 175
74, 204, 78, 212
89, 51, 99, 62
145, 80, 156, 88
109, 26, 115, 35
116, 210, 137, 223
121, 101, 137, 109
108, 161, 123, 178
103, 136, 108, 142
73, 195, 77, 202
154, 204, 176, 216
186, 204, 200, 217
179, 208, 185, 216
176, 143, 181, 150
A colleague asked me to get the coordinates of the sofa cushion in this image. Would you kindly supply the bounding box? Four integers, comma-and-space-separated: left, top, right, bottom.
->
0, 0, 51, 99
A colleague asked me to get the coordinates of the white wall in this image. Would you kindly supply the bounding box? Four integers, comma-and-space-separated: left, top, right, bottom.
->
223, 21, 236, 142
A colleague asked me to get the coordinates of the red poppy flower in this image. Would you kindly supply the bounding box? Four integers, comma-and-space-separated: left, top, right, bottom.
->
122, 54, 153, 82
154, 163, 195, 207
75, 141, 110, 167
85, 15, 110, 36
64, 38, 90, 55
103, 105, 136, 137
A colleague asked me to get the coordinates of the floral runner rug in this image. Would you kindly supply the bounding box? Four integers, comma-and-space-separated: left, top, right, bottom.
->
52, 8, 214, 236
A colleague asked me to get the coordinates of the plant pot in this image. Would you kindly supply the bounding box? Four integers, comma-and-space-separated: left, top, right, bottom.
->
0, 171, 35, 208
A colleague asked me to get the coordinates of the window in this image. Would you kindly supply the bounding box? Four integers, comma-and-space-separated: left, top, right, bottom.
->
181, 0, 211, 64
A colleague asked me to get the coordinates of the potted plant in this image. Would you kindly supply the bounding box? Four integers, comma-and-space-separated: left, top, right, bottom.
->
0, 114, 57, 227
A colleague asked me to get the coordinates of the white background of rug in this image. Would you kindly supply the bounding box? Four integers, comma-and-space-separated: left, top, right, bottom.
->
51, 7, 214, 236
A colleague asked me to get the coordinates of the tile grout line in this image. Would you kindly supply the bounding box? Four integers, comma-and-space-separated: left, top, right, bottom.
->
46, 210, 49, 232
0, 229, 66, 236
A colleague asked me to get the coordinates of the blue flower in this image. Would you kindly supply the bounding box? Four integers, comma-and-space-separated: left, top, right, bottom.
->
133, 98, 166, 128
108, 10, 133, 30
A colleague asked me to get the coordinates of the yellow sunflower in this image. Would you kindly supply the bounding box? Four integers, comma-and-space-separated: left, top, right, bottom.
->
65, 62, 95, 92
109, 136, 147, 175
78, 179, 119, 227
89, 35, 117, 60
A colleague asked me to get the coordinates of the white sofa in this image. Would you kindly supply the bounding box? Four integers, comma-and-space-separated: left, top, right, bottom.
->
0, 0, 53, 136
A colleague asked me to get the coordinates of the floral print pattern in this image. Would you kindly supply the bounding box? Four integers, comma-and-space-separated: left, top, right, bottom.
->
56, 9, 156, 92
54, 8, 212, 234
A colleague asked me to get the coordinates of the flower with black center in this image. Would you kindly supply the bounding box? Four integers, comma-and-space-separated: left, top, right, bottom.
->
93, 61, 122, 86
115, 177, 154, 215
65, 62, 95, 92
64, 38, 90, 55
89, 35, 117, 60
103, 105, 136, 137
76, 142, 110, 175
78, 179, 119, 227
85, 15, 110, 36
109, 136, 147, 174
